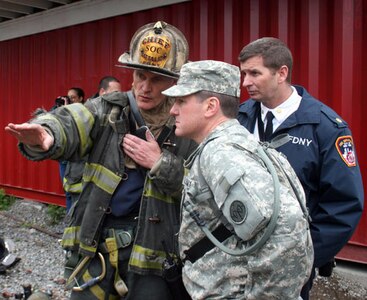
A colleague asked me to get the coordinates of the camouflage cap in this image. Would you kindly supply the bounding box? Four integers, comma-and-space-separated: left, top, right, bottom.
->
162, 60, 240, 97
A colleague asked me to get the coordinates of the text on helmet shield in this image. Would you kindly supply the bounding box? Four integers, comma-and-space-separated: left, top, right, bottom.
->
139, 34, 172, 67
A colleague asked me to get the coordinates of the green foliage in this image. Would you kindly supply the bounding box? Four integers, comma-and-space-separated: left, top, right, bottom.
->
0, 188, 16, 210
46, 204, 66, 224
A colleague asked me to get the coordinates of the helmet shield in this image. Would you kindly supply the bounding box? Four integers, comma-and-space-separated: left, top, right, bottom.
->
117, 21, 189, 79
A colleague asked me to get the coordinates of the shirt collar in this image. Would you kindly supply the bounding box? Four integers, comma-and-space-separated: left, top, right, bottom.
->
260, 86, 301, 123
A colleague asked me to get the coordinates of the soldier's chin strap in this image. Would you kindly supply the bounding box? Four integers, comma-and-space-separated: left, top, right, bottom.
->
184, 134, 292, 257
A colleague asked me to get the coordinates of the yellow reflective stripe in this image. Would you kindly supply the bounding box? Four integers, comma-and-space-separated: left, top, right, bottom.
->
83, 270, 105, 299
61, 226, 80, 248
83, 163, 121, 194
63, 181, 82, 193
80, 242, 97, 254
38, 114, 67, 154
65, 103, 94, 157
129, 244, 166, 270
62, 228, 96, 254
143, 178, 175, 204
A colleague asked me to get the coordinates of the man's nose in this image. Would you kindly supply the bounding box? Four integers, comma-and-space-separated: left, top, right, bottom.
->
170, 103, 178, 116
141, 80, 152, 92
242, 75, 252, 87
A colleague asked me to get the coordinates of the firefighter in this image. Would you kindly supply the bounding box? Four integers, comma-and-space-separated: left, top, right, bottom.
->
5, 21, 196, 299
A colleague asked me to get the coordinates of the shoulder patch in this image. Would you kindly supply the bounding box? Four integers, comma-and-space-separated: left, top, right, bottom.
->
335, 135, 356, 167
229, 200, 247, 224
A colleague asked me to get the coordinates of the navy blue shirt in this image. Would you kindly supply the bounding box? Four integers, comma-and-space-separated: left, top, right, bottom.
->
110, 168, 145, 216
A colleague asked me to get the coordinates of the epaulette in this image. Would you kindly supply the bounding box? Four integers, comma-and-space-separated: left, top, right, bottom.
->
320, 105, 347, 129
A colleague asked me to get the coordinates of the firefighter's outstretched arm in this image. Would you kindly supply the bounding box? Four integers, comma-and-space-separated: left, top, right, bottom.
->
5, 123, 54, 151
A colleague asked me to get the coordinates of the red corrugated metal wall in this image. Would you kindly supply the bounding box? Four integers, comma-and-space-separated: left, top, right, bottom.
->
0, 0, 366, 261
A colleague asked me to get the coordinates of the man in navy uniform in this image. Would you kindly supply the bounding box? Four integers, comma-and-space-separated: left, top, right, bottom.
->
237, 37, 364, 299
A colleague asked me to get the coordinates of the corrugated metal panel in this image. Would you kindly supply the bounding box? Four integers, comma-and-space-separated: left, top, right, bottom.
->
0, 0, 190, 41
0, 0, 366, 258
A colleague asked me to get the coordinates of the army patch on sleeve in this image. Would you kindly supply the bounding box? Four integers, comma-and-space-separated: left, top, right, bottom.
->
229, 200, 247, 224
335, 135, 356, 167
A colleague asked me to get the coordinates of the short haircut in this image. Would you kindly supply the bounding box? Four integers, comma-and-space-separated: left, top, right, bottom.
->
196, 90, 239, 118
98, 76, 120, 90
238, 37, 293, 83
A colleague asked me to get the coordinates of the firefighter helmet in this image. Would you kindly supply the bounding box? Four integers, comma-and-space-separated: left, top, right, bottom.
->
117, 21, 189, 78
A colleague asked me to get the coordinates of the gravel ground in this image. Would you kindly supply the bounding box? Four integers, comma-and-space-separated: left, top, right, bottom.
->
0, 199, 69, 299
311, 276, 367, 300
0, 199, 366, 300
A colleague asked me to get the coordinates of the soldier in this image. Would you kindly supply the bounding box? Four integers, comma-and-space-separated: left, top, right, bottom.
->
5, 21, 196, 300
163, 60, 313, 299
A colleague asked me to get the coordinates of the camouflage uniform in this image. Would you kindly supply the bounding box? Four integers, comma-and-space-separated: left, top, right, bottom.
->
163, 60, 314, 299
180, 120, 313, 299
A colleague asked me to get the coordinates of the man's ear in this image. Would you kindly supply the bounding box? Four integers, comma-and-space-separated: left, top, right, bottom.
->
205, 96, 220, 117
278, 65, 289, 84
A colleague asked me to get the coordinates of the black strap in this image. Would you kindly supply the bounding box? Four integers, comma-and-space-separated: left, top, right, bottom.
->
127, 91, 145, 127
156, 126, 172, 147
183, 224, 232, 263
127, 91, 174, 149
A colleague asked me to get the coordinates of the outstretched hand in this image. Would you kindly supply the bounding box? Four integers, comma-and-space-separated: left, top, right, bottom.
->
122, 129, 161, 169
5, 123, 54, 151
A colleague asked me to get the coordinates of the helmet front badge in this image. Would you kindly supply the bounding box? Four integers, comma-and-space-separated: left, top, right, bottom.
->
139, 33, 172, 68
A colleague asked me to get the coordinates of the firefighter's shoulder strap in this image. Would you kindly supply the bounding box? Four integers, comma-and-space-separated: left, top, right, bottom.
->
127, 91, 145, 127
127, 90, 172, 147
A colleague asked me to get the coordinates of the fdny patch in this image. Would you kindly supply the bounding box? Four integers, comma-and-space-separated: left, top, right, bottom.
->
335, 135, 356, 167
229, 200, 247, 224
